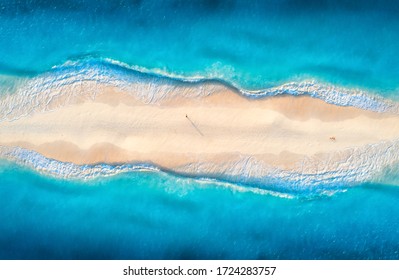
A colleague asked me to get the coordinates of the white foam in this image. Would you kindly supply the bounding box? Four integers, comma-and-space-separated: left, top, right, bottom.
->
194, 177, 295, 199
1, 59, 399, 192
174, 139, 399, 189
1, 59, 397, 122
0, 145, 296, 198
0, 146, 159, 179
2, 138, 399, 192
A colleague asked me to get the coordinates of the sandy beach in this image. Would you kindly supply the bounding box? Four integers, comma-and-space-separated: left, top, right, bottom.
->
1, 81, 399, 179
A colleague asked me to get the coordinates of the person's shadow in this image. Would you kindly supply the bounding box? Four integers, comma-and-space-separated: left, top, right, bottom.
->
186, 114, 204, 136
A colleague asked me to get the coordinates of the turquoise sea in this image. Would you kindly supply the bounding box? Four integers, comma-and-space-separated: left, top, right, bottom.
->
0, 0, 399, 259
1, 160, 399, 260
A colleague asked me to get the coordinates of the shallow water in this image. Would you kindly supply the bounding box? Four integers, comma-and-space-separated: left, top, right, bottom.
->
0, 161, 398, 260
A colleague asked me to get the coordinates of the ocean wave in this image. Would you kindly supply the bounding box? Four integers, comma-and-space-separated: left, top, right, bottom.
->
0, 146, 160, 179
0, 57, 398, 122
193, 178, 295, 199
1, 58, 399, 195
81, 58, 399, 113
2, 144, 399, 198
0, 146, 299, 199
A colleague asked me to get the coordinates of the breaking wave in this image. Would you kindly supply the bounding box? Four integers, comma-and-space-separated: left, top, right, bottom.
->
2, 144, 399, 198
0, 58, 398, 122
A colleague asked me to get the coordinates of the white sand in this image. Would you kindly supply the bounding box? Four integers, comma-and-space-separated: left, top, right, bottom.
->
1, 83, 399, 179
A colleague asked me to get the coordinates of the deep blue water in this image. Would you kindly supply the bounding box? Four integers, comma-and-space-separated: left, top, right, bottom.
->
0, 161, 399, 260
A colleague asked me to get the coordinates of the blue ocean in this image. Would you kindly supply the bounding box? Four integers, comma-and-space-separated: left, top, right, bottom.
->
1, 0, 399, 259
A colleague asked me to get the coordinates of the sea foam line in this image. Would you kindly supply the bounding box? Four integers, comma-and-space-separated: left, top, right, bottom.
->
173, 139, 399, 191
103, 57, 399, 113
0, 145, 297, 199
0, 146, 159, 179
0, 58, 398, 122
2, 138, 399, 195
1, 59, 399, 192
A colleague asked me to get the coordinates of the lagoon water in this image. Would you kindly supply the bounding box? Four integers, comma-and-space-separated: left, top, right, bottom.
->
0, 0, 399, 259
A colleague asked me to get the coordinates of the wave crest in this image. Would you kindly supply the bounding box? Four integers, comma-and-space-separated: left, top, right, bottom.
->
0, 58, 398, 122
2, 143, 399, 198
